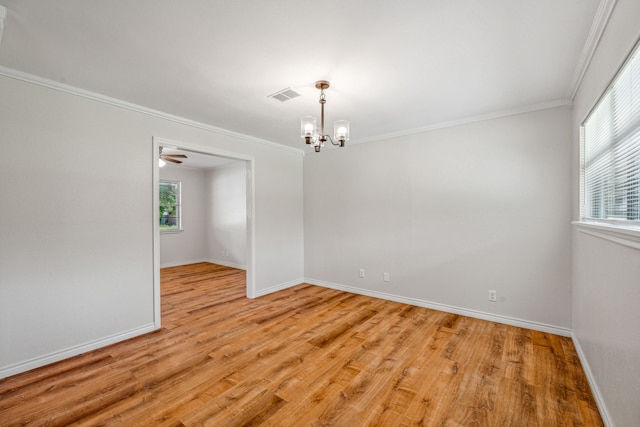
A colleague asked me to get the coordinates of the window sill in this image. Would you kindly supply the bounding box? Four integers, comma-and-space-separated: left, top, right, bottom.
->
160, 229, 184, 235
572, 221, 640, 250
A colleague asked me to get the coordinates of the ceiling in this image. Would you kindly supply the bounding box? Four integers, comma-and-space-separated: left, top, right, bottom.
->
0, 0, 604, 151
161, 147, 240, 170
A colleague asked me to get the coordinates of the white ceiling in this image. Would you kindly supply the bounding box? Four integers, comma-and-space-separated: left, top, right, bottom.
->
161, 147, 241, 170
0, 0, 603, 151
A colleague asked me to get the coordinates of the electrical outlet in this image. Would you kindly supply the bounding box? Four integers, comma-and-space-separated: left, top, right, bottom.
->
383, 272, 390, 282
489, 290, 497, 302
359, 268, 365, 278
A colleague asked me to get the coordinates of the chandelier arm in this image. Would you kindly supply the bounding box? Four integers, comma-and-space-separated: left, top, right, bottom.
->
326, 134, 341, 146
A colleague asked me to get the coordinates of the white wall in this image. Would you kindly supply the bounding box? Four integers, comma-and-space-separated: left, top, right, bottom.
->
570, 1, 640, 425
158, 160, 248, 270
206, 162, 247, 269
305, 106, 573, 331
0, 73, 304, 378
159, 166, 208, 267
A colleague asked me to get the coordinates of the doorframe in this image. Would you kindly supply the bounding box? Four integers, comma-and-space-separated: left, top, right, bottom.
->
152, 137, 256, 329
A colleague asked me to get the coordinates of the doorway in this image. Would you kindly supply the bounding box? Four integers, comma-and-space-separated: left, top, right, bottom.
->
152, 137, 255, 329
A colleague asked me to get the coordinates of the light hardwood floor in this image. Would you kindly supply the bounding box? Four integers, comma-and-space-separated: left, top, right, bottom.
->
0, 263, 603, 426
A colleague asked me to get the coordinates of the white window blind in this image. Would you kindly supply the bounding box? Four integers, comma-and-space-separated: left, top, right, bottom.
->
582, 40, 640, 224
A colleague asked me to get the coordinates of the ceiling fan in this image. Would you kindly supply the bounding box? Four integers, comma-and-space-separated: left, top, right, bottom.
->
159, 147, 188, 165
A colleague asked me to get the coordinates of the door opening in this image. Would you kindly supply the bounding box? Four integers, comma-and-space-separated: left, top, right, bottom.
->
152, 137, 255, 329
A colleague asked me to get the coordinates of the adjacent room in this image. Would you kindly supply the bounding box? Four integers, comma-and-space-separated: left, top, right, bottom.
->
0, 1, 638, 426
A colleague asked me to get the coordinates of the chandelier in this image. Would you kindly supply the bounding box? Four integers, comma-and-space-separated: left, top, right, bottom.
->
300, 80, 350, 152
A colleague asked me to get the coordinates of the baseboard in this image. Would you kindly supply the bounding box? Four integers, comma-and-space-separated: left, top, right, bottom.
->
305, 278, 572, 337
0, 323, 157, 380
571, 335, 614, 427
160, 258, 246, 270
160, 258, 209, 268
254, 278, 303, 298
204, 258, 246, 270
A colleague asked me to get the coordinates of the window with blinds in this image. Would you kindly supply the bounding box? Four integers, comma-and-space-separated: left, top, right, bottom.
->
581, 40, 640, 224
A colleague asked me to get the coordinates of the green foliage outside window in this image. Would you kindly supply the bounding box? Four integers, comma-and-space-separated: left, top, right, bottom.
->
160, 180, 181, 230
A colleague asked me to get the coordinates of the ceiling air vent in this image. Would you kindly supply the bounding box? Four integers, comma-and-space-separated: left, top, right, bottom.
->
268, 87, 301, 102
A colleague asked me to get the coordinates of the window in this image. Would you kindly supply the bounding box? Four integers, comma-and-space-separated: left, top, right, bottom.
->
159, 180, 181, 232
581, 40, 640, 225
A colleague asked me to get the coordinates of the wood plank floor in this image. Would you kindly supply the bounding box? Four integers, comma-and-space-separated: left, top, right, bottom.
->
0, 262, 603, 426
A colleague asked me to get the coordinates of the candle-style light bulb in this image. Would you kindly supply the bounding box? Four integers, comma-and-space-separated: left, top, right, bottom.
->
301, 116, 317, 144
304, 123, 314, 135
334, 120, 350, 146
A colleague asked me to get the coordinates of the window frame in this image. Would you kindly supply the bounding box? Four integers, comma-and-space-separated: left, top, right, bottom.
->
579, 37, 640, 230
159, 179, 182, 233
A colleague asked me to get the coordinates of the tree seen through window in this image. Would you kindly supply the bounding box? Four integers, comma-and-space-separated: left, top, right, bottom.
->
160, 180, 181, 231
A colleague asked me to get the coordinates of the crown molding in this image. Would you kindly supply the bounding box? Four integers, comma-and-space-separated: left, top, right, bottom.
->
350, 99, 571, 145
0, 66, 305, 157
566, 0, 618, 101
